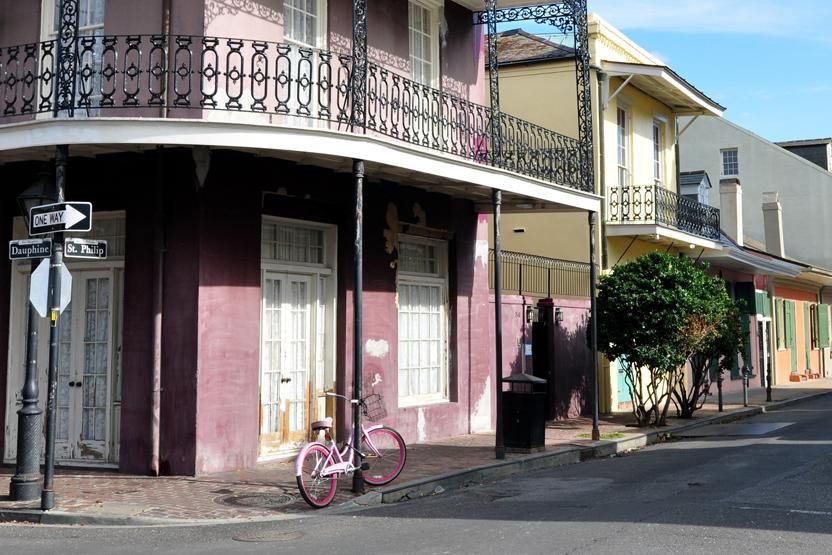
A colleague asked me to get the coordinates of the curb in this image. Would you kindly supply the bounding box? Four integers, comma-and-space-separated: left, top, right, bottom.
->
2, 389, 830, 527
374, 389, 832, 505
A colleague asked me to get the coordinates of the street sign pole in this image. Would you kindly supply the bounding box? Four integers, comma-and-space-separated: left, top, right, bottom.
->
41, 145, 68, 511
9, 259, 44, 501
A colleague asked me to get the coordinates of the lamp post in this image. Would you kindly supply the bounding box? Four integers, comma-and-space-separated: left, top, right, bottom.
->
9, 168, 56, 501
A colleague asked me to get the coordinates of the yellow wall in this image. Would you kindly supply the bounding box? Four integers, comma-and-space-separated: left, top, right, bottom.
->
489, 212, 589, 262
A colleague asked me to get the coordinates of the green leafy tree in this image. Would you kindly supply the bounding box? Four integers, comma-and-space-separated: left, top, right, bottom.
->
673, 300, 746, 418
595, 252, 738, 426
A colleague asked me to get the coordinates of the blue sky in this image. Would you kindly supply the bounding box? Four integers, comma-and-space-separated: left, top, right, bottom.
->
516, 0, 832, 142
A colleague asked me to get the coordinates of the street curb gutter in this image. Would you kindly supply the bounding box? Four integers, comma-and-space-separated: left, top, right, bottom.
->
1, 389, 829, 526
374, 389, 832, 505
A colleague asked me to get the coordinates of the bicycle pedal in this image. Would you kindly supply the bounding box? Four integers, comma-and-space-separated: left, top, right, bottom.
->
361, 462, 370, 471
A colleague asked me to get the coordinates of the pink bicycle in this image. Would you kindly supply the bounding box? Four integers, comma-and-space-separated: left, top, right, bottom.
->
295, 392, 407, 508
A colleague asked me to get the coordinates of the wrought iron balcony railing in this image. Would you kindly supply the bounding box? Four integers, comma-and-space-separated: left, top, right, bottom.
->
0, 35, 586, 192
607, 183, 721, 241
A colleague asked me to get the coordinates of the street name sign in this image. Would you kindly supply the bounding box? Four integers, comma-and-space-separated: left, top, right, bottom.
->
65, 238, 107, 260
29, 202, 92, 236
9, 238, 52, 260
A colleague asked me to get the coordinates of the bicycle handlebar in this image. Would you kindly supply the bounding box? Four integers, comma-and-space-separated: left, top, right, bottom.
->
323, 392, 361, 405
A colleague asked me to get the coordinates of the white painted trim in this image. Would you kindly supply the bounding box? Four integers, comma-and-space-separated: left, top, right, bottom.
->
0, 118, 602, 212
605, 223, 722, 250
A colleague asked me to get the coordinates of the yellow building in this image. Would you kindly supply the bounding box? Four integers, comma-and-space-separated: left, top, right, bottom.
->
489, 15, 726, 411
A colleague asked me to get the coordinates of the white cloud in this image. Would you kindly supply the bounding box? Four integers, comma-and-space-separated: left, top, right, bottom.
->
589, 0, 831, 41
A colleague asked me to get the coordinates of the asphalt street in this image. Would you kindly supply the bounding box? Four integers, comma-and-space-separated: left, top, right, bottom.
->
3, 394, 832, 554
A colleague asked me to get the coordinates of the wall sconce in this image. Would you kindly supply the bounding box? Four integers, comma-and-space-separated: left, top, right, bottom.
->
555, 307, 564, 325
525, 305, 538, 323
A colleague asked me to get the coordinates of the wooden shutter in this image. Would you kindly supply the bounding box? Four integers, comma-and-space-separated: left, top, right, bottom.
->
819, 304, 831, 348
785, 301, 795, 349
804, 302, 811, 368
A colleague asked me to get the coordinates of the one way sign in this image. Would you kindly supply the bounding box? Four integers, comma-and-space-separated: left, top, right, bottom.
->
29, 202, 92, 236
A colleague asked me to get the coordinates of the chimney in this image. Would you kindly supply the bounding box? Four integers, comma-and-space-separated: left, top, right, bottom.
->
762, 191, 785, 257
719, 178, 743, 246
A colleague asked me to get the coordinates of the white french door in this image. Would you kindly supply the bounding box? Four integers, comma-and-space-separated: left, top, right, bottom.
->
53, 271, 114, 461
260, 272, 314, 455
4, 268, 118, 463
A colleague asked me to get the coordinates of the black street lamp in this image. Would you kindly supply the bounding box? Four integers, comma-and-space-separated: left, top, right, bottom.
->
9, 167, 56, 501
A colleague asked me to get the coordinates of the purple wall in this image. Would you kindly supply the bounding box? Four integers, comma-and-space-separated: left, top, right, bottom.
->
0, 2, 41, 45
193, 151, 262, 475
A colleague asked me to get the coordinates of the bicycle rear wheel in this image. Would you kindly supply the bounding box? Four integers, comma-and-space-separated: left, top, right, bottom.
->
361, 427, 406, 486
296, 443, 337, 508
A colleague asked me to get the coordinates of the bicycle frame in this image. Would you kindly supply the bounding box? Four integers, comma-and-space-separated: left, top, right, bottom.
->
294, 422, 385, 479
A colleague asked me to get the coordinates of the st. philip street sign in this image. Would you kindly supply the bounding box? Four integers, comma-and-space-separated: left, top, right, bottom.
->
65, 238, 108, 260
9, 238, 52, 260
28, 202, 92, 236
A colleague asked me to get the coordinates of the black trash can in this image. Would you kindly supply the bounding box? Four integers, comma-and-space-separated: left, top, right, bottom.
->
502, 373, 547, 453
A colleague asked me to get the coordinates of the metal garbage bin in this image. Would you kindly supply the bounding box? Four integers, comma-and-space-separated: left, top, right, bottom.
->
502, 373, 547, 453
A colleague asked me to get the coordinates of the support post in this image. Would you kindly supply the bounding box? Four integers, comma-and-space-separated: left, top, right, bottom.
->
717, 371, 724, 412
493, 189, 505, 460
41, 145, 68, 511
54, 0, 80, 116
588, 211, 600, 440
484, 0, 501, 166
150, 148, 165, 476
351, 0, 368, 131
352, 159, 365, 494
9, 260, 44, 501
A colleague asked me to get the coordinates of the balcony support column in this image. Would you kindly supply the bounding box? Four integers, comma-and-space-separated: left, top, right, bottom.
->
493, 189, 505, 460
571, 0, 594, 192
351, 159, 365, 494
484, 0, 502, 165
351, 0, 368, 131
588, 211, 600, 440
55, 0, 80, 117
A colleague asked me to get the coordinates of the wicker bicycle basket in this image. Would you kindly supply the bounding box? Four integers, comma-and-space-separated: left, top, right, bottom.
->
362, 393, 387, 422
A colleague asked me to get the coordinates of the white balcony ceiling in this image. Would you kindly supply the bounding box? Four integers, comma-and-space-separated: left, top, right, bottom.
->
453, 1, 560, 10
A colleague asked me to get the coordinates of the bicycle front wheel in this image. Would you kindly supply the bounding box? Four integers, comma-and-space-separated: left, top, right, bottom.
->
296, 443, 337, 508
361, 427, 407, 486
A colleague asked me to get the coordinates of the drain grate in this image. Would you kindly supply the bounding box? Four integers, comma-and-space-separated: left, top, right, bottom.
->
217, 493, 297, 510
232, 530, 304, 543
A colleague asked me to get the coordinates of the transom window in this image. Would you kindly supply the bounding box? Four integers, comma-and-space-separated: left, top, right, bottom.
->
408, 1, 438, 86
398, 237, 448, 405
261, 222, 325, 265
616, 107, 630, 187
721, 148, 739, 176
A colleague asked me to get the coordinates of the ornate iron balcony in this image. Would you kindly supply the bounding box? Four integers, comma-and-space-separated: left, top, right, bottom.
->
0, 35, 586, 192
607, 183, 721, 241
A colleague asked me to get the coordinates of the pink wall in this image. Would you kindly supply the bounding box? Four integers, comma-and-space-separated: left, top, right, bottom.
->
193, 152, 262, 474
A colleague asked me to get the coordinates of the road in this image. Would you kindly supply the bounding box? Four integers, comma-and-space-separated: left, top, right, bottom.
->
3, 394, 832, 554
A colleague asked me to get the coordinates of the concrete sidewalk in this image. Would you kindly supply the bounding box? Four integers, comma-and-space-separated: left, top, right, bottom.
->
1, 379, 830, 526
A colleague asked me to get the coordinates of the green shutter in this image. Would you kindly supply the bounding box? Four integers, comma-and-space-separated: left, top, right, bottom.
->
735, 282, 755, 314
776, 299, 785, 349
742, 315, 753, 375
785, 301, 796, 349
804, 302, 811, 369
757, 291, 771, 318
819, 304, 831, 348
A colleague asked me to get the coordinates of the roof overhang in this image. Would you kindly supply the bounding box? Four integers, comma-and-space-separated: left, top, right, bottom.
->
602, 60, 724, 117
700, 241, 804, 277
798, 268, 832, 287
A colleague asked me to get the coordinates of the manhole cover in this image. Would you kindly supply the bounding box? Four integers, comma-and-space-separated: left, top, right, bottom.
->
217, 493, 297, 510
232, 530, 304, 543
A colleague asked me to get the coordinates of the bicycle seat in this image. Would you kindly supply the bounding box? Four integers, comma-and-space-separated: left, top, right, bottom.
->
311, 417, 333, 431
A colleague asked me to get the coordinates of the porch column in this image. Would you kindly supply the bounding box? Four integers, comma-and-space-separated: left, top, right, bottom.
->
493, 189, 505, 460
352, 159, 365, 493
351, 0, 368, 131
588, 211, 600, 440
484, 0, 502, 165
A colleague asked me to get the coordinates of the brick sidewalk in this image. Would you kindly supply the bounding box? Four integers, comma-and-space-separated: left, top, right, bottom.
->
1, 379, 830, 524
